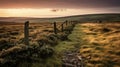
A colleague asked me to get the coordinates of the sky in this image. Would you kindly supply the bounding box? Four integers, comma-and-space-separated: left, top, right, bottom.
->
0, 0, 120, 18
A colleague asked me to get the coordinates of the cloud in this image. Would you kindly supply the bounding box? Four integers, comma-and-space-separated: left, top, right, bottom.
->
0, 0, 120, 8
50, 9, 66, 12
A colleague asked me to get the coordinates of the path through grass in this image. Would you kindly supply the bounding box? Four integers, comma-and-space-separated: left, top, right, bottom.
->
55, 23, 84, 54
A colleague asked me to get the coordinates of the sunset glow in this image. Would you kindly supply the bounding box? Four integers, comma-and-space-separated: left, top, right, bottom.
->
0, 8, 120, 18
0, 0, 119, 18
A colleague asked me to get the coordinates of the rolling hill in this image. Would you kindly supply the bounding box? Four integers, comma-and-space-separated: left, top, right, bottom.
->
0, 13, 120, 23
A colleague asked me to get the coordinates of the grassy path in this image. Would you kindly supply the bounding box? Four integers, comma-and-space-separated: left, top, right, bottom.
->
55, 23, 84, 54
54, 23, 88, 67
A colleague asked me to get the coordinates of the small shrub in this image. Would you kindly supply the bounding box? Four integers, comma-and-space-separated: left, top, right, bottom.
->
10, 31, 19, 35
89, 28, 94, 31
95, 46, 103, 50
107, 50, 115, 54
0, 39, 12, 50
64, 26, 73, 34
115, 51, 120, 55
39, 45, 54, 58
42, 29, 53, 33
58, 33, 68, 41
47, 34, 58, 46
89, 60, 102, 64
0, 30, 4, 33
92, 42, 100, 46
47, 34, 58, 41
92, 53, 100, 58
37, 36, 50, 46
102, 28, 111, 33
0, 33, 9, 38
10, 37, 16, 39
0, 39, 8, 44
0, 61, 16, 67
18, 38, 24, 44
103, 60, 115, 67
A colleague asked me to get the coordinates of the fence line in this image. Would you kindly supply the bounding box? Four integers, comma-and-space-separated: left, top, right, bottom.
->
23, 20, 79, 45
0, 20, 79, 64
54, 21, 78, 33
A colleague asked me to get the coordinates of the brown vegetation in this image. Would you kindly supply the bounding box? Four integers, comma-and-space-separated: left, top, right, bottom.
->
80, 22, 120, 67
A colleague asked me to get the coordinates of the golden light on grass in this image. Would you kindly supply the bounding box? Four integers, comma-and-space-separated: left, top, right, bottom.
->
80, 22, 120, 67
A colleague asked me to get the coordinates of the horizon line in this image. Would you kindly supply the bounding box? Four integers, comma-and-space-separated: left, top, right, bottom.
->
0, 13, 120, 19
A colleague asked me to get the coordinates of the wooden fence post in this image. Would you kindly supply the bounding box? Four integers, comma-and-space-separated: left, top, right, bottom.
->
54, 22, 57, 34
24, 21, 29, 45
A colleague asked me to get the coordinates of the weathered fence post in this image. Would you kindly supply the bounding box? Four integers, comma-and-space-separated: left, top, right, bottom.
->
54, 22, 57, 34
24, 21, 29, 45
61, 24, 64, 32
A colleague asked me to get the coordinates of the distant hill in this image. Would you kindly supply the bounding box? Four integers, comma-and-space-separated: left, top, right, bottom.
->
0, 13, 120, 23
